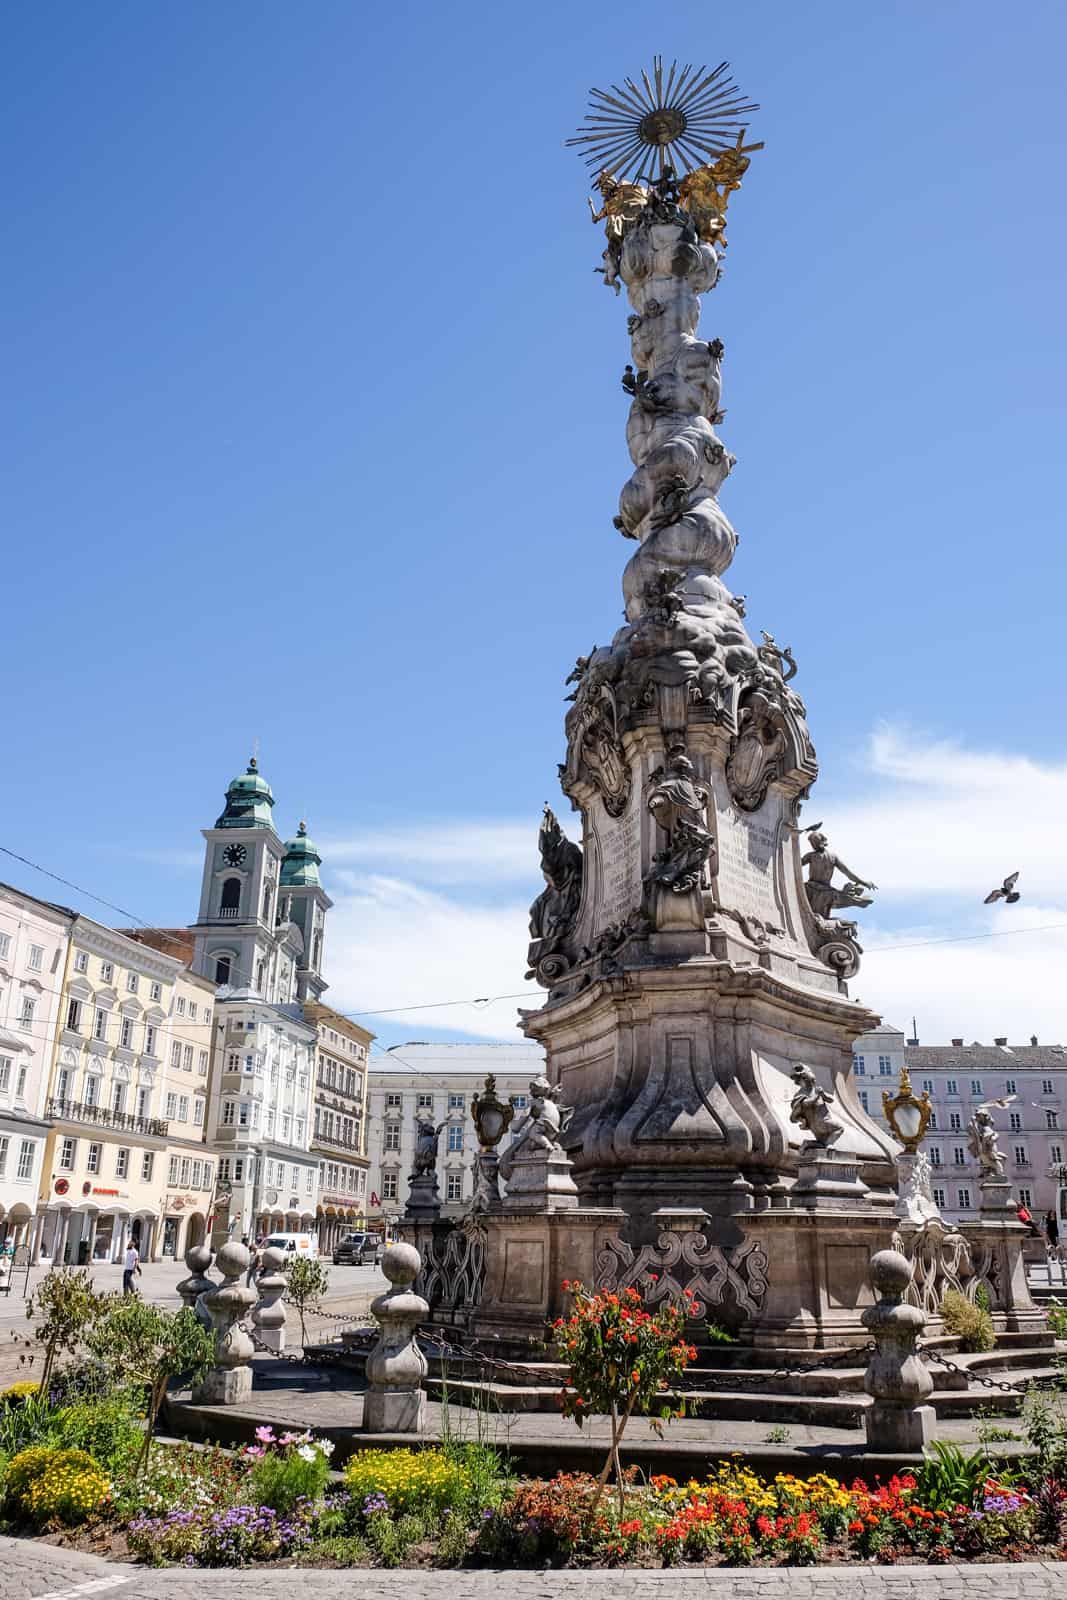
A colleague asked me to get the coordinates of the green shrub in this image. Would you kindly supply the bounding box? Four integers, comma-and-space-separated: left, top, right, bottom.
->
50, 1394, 143, 1471
247, 1442, 331, 1516
343, 1447, 473, 1519
913, 1440, 992, 1511
4, 1444, 54, 1502
24, 1448, 109, 1526
1046, 1297, 1067, 1340
941, 1288, 995, 1352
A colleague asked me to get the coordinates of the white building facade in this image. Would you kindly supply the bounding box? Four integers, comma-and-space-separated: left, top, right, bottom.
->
190, 760, 326, 1243
0, 883, 73, 1247
854, 1025, 1067, 1226
366, 1041, 545, 1225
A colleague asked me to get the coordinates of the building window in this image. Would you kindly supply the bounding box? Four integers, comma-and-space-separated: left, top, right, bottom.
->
856, 1087, 868, 1111
220, 877, 241, 917
166, 1094, 177, 1118
957, 1188, 972, 1210
446, 1173, 463, 1202
0, 1057, 9, 1094
183, 1045, 194, 1072
65, 997, 82, 1032
448, 1093, 466, 1110
953, 1146, 966, 1166
144, 1024, 157, 1056
87, 1143, 101, 1175
946, 1079, 958, 1096
1052, 1144, 1064, 1166
189, 1002, 198, 1021
59, 1137, 77, 1170
150, 982, 162, 1002
126, 973, 138, 994
1006, 1079, 1017, 1095
193, 1097, 204, 1126
233, 1159, 244, 1181
180, 1157, 191, 1186
84, 1074, 100, 1107
18, 997, 35, 1031
1048, 1111, 1060, 1130
386, 1093, 402, 1108
16, 1141, 34, 1182
15, 1065, 26, 1099
238, 1101, 250, 1126
119, 1017, 134, 1050
74, 951, 89, 974
929, 1146, 942, 1167
416, 1093, 433, 1110
1043, 1079, 1055, 1095
933, 1187, 946, 1210
970, 1079, 983, 1096
115, 1148, 129, 1178
101, 961, 113, 983
0, 933, 8, 958
1014, 1145, 1028, 1166
0, 1136, 8, 1176
928, 1111, 937, 1129
27, 945, 43, 972
384, 1124, 400, 1151
141, 1151, 154, 1182
878, 1055, 893, 1076
949, 1112, 962, 1132
222, 1100, 235, 1126
447, 1125, 464, 1153
198, 1050, 208, 1074
94, 1009, 108, 1042
1010, 1112, 1022, 1131
852, 1057, 865, 1077
921, 1080, 933, 1095
382, 1172, 398, 1201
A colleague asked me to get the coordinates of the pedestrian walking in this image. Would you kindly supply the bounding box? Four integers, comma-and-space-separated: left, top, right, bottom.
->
245, 1241, 261, 1287
1046, 1209, 1059, 1248
122, 1242, 141, 1296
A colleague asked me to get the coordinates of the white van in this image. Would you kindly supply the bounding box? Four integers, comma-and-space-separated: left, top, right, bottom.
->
263, 1232, 318, 1260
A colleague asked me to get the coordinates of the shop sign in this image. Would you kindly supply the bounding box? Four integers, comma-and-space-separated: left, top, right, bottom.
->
91, 1187, 126, 1199
54, 1178, 69, 1196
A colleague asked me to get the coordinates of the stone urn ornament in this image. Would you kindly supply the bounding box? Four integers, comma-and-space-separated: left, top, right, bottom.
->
192, 1240, 257, 1405
861, 1248, 934, 1451
251, 1245, 288, 1353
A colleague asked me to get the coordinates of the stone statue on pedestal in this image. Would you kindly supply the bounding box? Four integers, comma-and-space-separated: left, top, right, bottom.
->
968, 1107, 1006, 1181
405, 1112, 445, 1222
499, 1077, 578, 1212
801, 830, 877, 920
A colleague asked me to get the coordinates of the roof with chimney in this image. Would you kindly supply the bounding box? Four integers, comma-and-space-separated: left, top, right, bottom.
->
905, 1041, 1067, 1069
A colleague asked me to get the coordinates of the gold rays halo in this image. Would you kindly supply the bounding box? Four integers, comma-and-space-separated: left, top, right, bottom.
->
566, 56, 759, 182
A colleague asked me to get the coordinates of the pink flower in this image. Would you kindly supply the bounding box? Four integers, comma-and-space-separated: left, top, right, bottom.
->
244, 1446, 265, 1459
279, 1431, 301, 1446
254, 1426, 275, 1444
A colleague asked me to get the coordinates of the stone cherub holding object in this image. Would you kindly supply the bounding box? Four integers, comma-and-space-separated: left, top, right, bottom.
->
411, 1111, 446, 1178
801, 828, 877, 920
967, 1107, 1006, 1182
499, 1076, 572, 1181
789, 1063, 844, 1148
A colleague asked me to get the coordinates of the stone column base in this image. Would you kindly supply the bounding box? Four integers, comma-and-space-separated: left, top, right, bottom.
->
192, 1366, 253, 1406
472, 1207, 626, 1347
865, 1401, 934, 1453
363, 1387, 426, 1433
253, 1325, 284, 1353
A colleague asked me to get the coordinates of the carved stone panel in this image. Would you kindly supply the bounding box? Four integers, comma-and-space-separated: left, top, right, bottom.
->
595, 1228, 769, 1319
710, 771, 786, 932
591, 798, 643, 936
501, 1238, 545, 1306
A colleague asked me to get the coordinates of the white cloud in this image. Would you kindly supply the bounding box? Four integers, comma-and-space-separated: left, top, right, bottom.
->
320, 820, 547, 885
326, 872, 534, 1042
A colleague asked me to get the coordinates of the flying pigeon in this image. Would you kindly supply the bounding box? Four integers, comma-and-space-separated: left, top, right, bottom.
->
984, 871, 1020, 905
979, 1095, 1018, 1111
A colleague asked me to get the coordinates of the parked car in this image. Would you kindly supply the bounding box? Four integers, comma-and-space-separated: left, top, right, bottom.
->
263, 1232, 318, 1260
332, 1232, 382, 1266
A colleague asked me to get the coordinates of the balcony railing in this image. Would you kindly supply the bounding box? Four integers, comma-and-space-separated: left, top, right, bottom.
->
46, 1098, 168, 1139
218, 905, 240, 920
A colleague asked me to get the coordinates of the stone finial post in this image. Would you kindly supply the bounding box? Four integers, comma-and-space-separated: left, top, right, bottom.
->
177, 1244, 216, 1331
251, 1245, 287, 1353
861, 1248, 934, 1452
192, 1240, 257, 1405
362, 1241, 428, 1434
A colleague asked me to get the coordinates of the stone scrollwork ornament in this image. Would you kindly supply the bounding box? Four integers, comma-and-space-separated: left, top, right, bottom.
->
726, 684, 789, 812
577, 684, 631, 817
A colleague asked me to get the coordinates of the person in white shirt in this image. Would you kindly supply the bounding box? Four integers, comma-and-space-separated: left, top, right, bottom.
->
122, 1243, 141, 1295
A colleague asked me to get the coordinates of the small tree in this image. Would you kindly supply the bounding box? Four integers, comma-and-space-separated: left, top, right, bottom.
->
86, 1297, 213, 1472
284, 1256, 330, 1347
26, 1268, 105, 1389
555, 1279, 697, 1517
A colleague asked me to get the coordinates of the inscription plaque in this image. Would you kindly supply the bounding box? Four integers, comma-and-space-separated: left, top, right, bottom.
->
594, 801, 642, 933
712, 773, 784, 927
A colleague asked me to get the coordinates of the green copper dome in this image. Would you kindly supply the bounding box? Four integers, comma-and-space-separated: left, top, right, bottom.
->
215, 756, 275, 829
280, 820, 322, 886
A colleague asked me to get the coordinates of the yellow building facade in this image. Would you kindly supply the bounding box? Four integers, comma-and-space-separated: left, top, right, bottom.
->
305, 1001, 373, 1253
35, 917, 216, 1263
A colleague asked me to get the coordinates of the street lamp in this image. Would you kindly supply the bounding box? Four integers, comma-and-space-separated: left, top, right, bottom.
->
471, 1075, 515, 1151
882, 1065, 931, 1153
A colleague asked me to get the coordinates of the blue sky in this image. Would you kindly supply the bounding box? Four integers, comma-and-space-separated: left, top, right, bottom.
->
4, 0, 1066, 1051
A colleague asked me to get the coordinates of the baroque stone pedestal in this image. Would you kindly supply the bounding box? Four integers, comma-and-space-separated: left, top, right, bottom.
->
501, 1149, 579, 1212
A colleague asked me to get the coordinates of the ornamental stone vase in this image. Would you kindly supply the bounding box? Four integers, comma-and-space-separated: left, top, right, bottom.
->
251, 1245, 287, 1353
192, 1240, 257, 1405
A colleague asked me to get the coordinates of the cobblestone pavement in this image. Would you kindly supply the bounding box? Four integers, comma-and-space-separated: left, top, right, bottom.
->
3, 1543, 1067, 1600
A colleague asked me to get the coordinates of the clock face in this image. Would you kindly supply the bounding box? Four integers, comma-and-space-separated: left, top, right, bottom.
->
223, 843, 247, 868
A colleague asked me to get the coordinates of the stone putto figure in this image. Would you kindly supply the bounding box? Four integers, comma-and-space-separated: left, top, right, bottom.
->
499, 1076, 572, 1181
967, 1107, 1006, 1181
789, 1062, 844, 1148
801, 829, 877, 919
411, 1112, 445, 1178
646, 752, 714, 894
